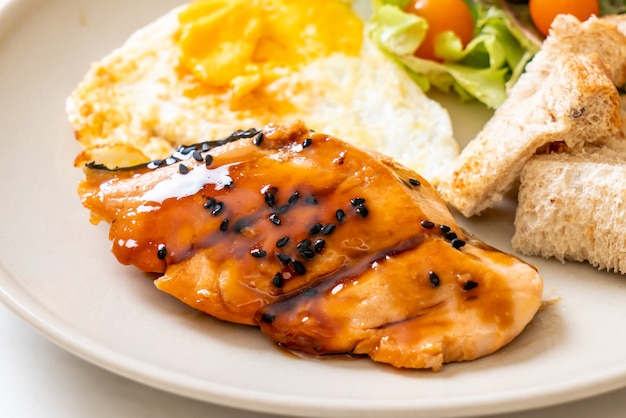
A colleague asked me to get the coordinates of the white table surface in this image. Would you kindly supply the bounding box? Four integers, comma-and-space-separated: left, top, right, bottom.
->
2, 302, 626, 418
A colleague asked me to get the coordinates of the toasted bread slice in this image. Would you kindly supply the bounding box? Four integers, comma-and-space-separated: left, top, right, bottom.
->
437, 52, 621, 217
512, 95, 626, 272
512, 137, 626, 273
436, 14, 626, 217
519, 14, 626, 90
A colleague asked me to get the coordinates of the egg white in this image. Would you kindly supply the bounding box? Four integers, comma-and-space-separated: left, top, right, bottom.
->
67, 4, 458, 181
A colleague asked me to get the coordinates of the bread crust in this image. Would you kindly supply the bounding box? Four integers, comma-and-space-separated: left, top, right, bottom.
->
513, 150, 626, 273
525, 15, 626, 89
438, 53, 621, 217
436, 14, 626, 217
505, 15, 626, 272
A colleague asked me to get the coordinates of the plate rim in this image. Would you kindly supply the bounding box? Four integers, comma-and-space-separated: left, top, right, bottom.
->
2, 0, 626, 417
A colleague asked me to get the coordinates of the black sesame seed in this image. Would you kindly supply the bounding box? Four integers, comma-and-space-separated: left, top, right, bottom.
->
297, 239, 312, 249
253, 132, 264, 146
179, 145, 196, 155
299, 248, 315, 259
157, 244, 167, 260
204, 197, 216, 209
302, 137, 312, 148
276, 236, 290, 248
351, 197, 366, 206
445, 232, 458, 241
277, 253, 291, 265
276, 204, 291, 215
147, 160, 163, 169
439, 225, 451, 234
179, 164, 189, 174
192, 150, 203, 162
409, 178, 421, 186
293, 260, 306, 275
308, 223, 322, 235
260, 313, 275, 323
272, 272, 284, 288
451, 238, 466, 249
463, 280, 479, 291
288, 191, 300, 204
234, 128, 260, 139
420, 220, 435, 229
335, 209, 346, 223
321, 224, 336, 235
211, 202, 224, 216
269, 213, 281, 226
355, 205, 369, 218
219, 218, 229, 232
250, 248, 267, 258
305, 195, 318, 205
205, 154, 213, 166
429, 271, 440, 287
264, 190, 276, 207
313, 239, 325, 253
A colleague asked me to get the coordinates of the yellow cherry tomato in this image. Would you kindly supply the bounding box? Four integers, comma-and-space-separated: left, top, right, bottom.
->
404, 0, 474, 62
529, 0, 599, 37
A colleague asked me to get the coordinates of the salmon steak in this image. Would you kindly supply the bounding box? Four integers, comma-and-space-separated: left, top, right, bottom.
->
78, 121, 543, 370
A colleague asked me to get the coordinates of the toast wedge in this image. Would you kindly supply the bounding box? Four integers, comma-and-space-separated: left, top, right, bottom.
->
512, 137, 626, 273
436, 14, 626, 217
437, 53, 621, 217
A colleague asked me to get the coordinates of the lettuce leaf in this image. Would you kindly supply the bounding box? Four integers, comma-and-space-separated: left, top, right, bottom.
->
599, 0, 626, 15
369, 0, 539, 108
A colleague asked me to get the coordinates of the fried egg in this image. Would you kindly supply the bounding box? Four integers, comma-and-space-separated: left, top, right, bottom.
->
67, 0, 458, 181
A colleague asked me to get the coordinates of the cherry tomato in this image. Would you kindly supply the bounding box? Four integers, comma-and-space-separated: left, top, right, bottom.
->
529, 0, 599, 37
404, 0, 474, 62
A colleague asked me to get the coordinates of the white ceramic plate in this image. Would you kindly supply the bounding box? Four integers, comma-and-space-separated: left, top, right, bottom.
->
2, 1, 626, 417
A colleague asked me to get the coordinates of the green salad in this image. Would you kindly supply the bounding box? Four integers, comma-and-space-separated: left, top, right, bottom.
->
369, 0, 626, 109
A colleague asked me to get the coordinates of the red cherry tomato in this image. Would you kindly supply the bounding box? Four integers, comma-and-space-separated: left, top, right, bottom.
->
404, 0, 474, 61
529, 0, 599, 37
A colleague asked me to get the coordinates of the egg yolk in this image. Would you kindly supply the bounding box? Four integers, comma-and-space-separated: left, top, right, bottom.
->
177, 0, 363, 97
